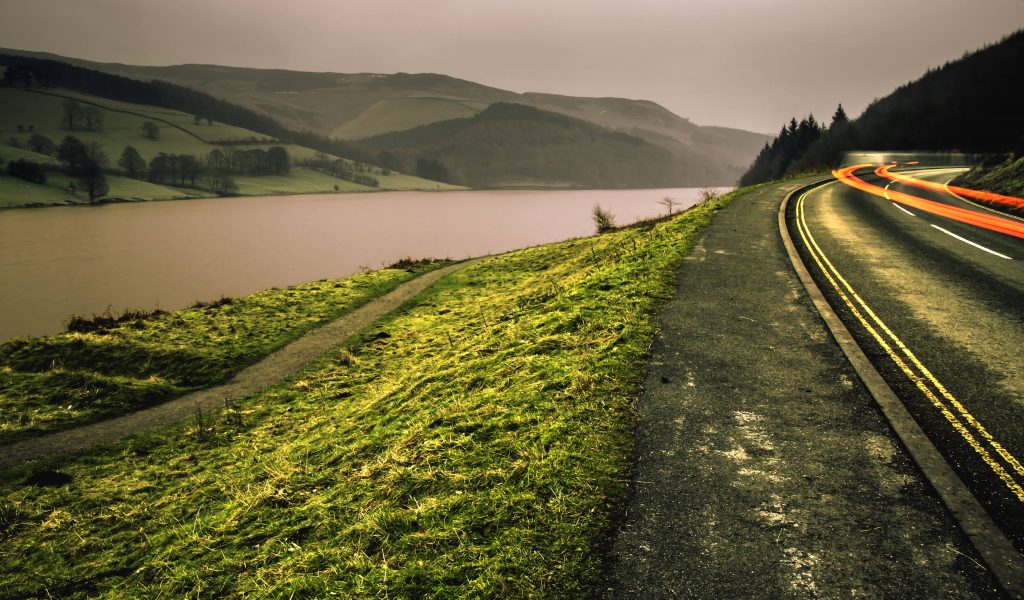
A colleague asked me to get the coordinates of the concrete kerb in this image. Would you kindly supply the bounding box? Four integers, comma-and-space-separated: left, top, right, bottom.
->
778, 179, 1024, 599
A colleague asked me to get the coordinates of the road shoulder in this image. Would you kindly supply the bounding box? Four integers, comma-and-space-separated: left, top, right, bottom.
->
603, 178, 1000, 598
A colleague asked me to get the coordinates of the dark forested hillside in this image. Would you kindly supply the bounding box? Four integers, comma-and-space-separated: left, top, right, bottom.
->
361, 103, 715, 188
740, 29, 1024, 185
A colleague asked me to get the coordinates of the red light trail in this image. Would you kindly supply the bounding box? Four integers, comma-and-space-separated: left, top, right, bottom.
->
875, 165, 1024, 211
832, 165, 1024, 239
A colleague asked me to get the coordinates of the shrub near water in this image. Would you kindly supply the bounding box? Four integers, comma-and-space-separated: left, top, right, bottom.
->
0, 267, 431, 444
0, 190, 740, 598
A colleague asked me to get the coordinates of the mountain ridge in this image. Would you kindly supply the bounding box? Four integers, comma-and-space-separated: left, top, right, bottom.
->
0, 47, 769, 185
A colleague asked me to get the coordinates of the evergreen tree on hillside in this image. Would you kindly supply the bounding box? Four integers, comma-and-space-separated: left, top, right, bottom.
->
738, 114, 822, 186
830, 104, 848, 128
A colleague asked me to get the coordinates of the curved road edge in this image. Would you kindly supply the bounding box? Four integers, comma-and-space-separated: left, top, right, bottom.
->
778, 179, 1024, 599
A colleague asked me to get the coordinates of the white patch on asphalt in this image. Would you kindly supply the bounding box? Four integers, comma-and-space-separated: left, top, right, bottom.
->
722, 411, 822, 590
864, 433, 913, 495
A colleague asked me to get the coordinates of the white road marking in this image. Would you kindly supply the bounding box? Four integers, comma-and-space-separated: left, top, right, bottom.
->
891, 203, 916, 217
884, 182, 892, 200
930, 224, 1013, 260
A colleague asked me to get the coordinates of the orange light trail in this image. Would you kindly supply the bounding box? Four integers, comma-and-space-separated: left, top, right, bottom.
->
876, 164, 1024, 211
832, 165, 1024, 239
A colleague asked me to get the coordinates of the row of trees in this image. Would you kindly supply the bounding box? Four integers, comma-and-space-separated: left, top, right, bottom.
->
60, 99, 104, 132
144, 147, 289, 192
5, 158, 47, 183
738, 105, 846, 186
5, 132, 309, 201
301, 152, 380, 188
206, 147, 290, 176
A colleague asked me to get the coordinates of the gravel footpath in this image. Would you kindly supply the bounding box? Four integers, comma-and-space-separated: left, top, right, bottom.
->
0, 260, 480, 469
603, 179, 1002, 598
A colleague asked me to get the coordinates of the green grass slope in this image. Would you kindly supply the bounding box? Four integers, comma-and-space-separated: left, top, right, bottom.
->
0, 265, 438, 444
952, 154, 1024, 215
0, 188, 743, 598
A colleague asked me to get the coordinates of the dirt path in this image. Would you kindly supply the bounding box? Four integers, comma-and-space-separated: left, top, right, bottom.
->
0, 260, 481, 469
602, 179, 1000, 598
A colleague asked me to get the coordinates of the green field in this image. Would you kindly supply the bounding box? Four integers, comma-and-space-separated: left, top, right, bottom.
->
53, 89, 276, 143
0, 87, 461, 207
0, 189, 739, 598
0, 87, 227, 163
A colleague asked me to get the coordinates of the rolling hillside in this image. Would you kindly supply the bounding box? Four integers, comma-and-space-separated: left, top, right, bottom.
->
0, 76, 459, 206
0, 48, 769, 186
361, 103, 735, 188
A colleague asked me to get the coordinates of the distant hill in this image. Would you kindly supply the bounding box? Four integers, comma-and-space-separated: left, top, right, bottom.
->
739, 30, 1024, 185
361, 102, 733, 188
0, 48, 769, 186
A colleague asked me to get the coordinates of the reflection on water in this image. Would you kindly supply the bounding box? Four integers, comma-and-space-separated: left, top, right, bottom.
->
0, 187, 724, 340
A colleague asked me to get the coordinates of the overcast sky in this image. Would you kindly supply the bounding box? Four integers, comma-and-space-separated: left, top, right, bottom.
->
1, 0, 1021, 133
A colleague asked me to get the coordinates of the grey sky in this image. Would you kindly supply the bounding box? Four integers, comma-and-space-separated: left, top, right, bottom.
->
1, 0, 1021, 133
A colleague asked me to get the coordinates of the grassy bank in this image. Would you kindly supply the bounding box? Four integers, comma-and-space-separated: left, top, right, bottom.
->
0, 188, 742, 598
953, 154, 1024, 216
0, 264, 446, 444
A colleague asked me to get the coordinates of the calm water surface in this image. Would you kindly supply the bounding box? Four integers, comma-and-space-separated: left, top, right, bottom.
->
0, 188, 723, 340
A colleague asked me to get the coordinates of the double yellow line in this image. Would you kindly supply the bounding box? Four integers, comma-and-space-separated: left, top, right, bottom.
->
794, 187, 1024, 503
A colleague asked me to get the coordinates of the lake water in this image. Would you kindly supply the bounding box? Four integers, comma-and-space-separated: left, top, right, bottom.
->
0, 188, 723, 340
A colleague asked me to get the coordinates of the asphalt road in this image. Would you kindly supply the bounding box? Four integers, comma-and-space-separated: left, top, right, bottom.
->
793, 167, 1024, 550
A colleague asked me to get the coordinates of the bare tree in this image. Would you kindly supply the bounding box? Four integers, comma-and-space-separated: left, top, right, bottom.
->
60, 99, 83, 131
82, 107, 104, 131
698, 187, 720, 204
658, 196, 678, 215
